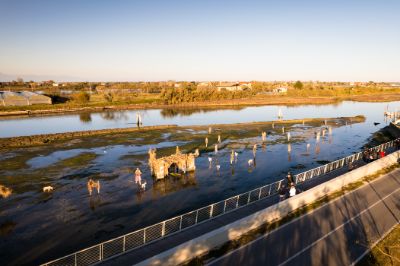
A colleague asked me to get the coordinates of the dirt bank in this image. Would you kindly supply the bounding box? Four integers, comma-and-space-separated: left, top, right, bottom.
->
1, 93, 399, 118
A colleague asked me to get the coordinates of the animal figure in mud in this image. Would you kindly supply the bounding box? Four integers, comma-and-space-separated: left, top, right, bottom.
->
87, 179, 101, 196
139, 180, 147, 191
0, 184, 12, 198
43, 186, 54, 193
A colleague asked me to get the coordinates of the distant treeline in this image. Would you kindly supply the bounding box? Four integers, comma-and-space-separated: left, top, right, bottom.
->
160, 84, 255, 104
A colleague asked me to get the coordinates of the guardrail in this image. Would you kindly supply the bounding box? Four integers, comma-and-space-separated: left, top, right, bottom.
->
43, 138, 399, 266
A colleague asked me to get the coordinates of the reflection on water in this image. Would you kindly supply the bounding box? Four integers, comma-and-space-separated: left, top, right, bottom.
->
79, 113, 92, 123
100, 110, 129, 121
0, 220, 16, 237
89, 195, 102, 211
151, 172, 197, 199
160, 107, 245, 118
2, 101, 399, 138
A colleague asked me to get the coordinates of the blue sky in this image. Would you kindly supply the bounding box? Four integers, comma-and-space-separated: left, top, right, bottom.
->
0, 0, 399, 82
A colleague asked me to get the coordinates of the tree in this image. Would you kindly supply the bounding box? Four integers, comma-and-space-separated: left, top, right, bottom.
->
103, 92, 114, 102
73, 91, 91, 104
294, 81, 304, 90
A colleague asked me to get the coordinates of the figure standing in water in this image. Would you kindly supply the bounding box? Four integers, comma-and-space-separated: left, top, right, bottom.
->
252, 144, 257, 158
205, 137, 208, 148
230, 150, 235, 165
136, 112, 142, 126
135, 168, 142, 184
218, 135, 221, 144
262, 131, 266, 142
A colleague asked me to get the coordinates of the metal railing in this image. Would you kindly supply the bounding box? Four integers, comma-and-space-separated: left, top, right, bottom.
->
295, 140, 396, 184
43, 138, 399, 266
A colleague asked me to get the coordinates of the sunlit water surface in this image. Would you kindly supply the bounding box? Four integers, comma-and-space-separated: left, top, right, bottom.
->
0, 101, 399, 265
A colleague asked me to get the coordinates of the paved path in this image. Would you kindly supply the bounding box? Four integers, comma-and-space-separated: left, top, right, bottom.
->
209, 168, 400, 266
100, 148, 397, 266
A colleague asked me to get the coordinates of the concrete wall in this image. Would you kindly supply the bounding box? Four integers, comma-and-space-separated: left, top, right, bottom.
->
137, 150, 400, 266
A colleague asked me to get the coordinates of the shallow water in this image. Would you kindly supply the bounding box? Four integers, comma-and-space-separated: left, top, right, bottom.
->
0, 101, 399, 137
0, 102, 399, 265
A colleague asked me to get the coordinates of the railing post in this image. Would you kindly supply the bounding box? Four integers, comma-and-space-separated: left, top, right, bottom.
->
277, 179, 283, 190
100, 244, 103, 261
258, 187, 262, 199
268, 184, 272, 196
195, 210, 198, 224
143, 229, 146, 244
209, 204, 214, 218
161, 221, 166, 237
223, 200, 227, 213
247, 191, 251, 204
74, 253, 77, 266
123, 236, 126, 252
179, 216, 183, 231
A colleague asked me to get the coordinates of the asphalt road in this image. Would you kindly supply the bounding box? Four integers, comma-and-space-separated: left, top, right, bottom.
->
209, 168, 400, 266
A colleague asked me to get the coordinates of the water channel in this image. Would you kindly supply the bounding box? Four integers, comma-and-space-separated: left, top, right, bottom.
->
0, 101, 399, 265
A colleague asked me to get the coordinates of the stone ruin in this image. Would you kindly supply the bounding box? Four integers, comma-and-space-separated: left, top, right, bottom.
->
148, 147, 198, 180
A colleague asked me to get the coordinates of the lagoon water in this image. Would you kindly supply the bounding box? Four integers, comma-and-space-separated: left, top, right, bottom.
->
0, 101, 399, 265
0, 101, 399, 138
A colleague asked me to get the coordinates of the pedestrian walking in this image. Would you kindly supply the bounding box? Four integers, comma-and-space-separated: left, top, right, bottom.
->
289, 183, 296, 197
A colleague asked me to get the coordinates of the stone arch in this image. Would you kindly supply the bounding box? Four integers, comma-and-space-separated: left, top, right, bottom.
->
148, 148, 197, 180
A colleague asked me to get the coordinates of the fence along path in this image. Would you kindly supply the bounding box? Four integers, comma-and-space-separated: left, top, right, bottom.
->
43, 139, 399, 266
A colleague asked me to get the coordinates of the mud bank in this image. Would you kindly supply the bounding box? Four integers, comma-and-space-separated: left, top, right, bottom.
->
0, 125, 177, 149
0, 116, 365, 149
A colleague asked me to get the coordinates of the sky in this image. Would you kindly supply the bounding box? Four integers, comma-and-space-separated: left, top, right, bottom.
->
0, 0, 399, 82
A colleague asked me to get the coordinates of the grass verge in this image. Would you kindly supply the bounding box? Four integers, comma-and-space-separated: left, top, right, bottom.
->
357, 223, 400, 266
